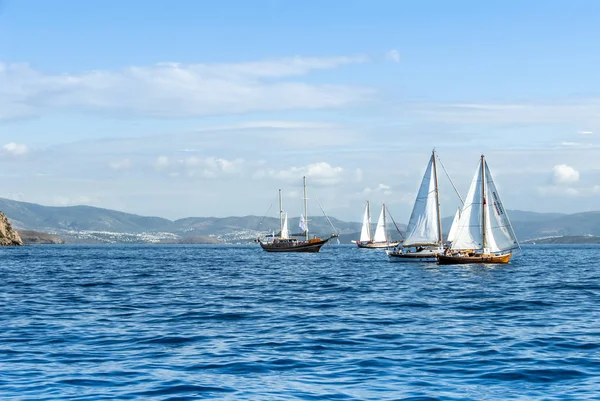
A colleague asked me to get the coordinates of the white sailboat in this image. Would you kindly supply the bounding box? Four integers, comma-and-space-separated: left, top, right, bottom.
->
353, 201, 400, 248
387, 150, 444, 262
438, 155, 520, 264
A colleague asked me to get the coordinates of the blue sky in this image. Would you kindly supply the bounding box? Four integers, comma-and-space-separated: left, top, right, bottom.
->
1, 0, 599, 221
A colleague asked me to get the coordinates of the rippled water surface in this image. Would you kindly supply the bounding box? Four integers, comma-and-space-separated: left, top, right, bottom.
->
1, 244, 599, 400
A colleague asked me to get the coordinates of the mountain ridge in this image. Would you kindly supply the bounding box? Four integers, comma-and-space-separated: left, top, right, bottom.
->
0, 197, 598, 242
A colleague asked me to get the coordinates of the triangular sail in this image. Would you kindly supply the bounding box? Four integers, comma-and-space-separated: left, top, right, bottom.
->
403, 154, 441, 247
482, 162, 520, 252
373, 205, 387, 243
446, 208, 461, 243
451, 160, 484, 251
359, 202, 372, 242
299, 213, 308, 233
281, 213, 289, 239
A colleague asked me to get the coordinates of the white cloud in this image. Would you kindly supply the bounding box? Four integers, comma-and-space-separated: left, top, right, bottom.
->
579, 130, 593, 135
414, 100, 600, 125
2, 142, 29, 156
552, 164, 580, 185
157, 155, 243, 179
362, 183, 392, 195
109, 158, 132, 171
386, 49, 401, 63
255, 162, 345, 185
355, 168, 363, 182
155, 156, 170, 169
0, 56, 371, 120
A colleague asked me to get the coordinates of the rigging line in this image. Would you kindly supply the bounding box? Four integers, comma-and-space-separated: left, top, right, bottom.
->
315, 197, 339, 236
436, 153, 465, 205
384, 205, 405, 240
257, 203, 273, 231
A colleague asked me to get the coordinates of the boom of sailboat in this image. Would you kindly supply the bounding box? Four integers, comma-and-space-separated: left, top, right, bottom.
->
257, 151, 521, 264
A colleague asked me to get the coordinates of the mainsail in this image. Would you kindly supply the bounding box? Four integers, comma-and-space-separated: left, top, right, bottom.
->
373, 205, 387, 243
403, 153, 442, 247
446, 207, 461, 243
359, 202, 372, 242
482, 162, 520, 252
281, 213, 289, 239
450, 161, 484, 250
451, 156, 520, 253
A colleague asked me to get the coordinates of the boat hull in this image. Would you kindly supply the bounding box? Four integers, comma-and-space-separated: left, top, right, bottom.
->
356, 241, 401, 249
437, 252, 512, 265
386, 248, 441, 262
260, 237, 332, 253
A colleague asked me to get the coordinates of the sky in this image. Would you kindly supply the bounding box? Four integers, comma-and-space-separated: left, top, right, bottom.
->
1, 0, 600, 222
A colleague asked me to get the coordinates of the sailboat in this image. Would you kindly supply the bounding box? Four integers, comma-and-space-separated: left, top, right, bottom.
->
258, 176, 337, 252
353, 201, 401, 248
387, 150, 444, 262
437, 155, 520, 264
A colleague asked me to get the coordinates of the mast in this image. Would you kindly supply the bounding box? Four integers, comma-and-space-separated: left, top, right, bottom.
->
382, 203, 387, 242
481, 155, 486, 250
432, 150, 443, 245
303, 176, 309, 241
279, 189, 283, 238
367, 200, 371, 240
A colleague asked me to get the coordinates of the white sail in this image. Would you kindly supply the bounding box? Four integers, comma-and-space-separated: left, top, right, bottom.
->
482, 162, 520, 252
373, 205, 387, 243
446, 207, 461, 243
359, 202, 372, 242
299, 213, 308, 233
281, 213, 289, 239
403, 154, 441, 247
451, 161, 484, 251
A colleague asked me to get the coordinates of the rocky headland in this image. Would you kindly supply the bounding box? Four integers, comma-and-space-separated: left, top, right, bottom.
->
0, 212, 24, 246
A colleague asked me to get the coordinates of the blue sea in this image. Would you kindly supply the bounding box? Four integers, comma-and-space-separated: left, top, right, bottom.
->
1, 244, 599, 400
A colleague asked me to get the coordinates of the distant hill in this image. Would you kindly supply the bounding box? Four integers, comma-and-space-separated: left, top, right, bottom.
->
1, 197, 600, 243
0, 198, 361, 240
441, 209, 594, 242
522, 236, 600, 244
0, 198, 173, 233
172, 215, 363, 237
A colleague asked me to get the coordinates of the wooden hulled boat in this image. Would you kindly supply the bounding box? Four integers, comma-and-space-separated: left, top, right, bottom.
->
260, 235, 336, 253
437, 155, 520, 265
258, 176, 337, 253
437, 251, 511, 265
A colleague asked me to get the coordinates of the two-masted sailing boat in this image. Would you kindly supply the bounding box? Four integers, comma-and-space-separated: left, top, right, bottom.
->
353, 201, 401, 249
258, 176, 337, 253
438, 155, 520, 264
387, 150, 444, 262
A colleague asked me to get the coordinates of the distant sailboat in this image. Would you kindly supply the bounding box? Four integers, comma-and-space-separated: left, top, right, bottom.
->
387, 150, 444, 262
437, 155, 520, 264
258, 177, 337, 252
354, 201, 400, 248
